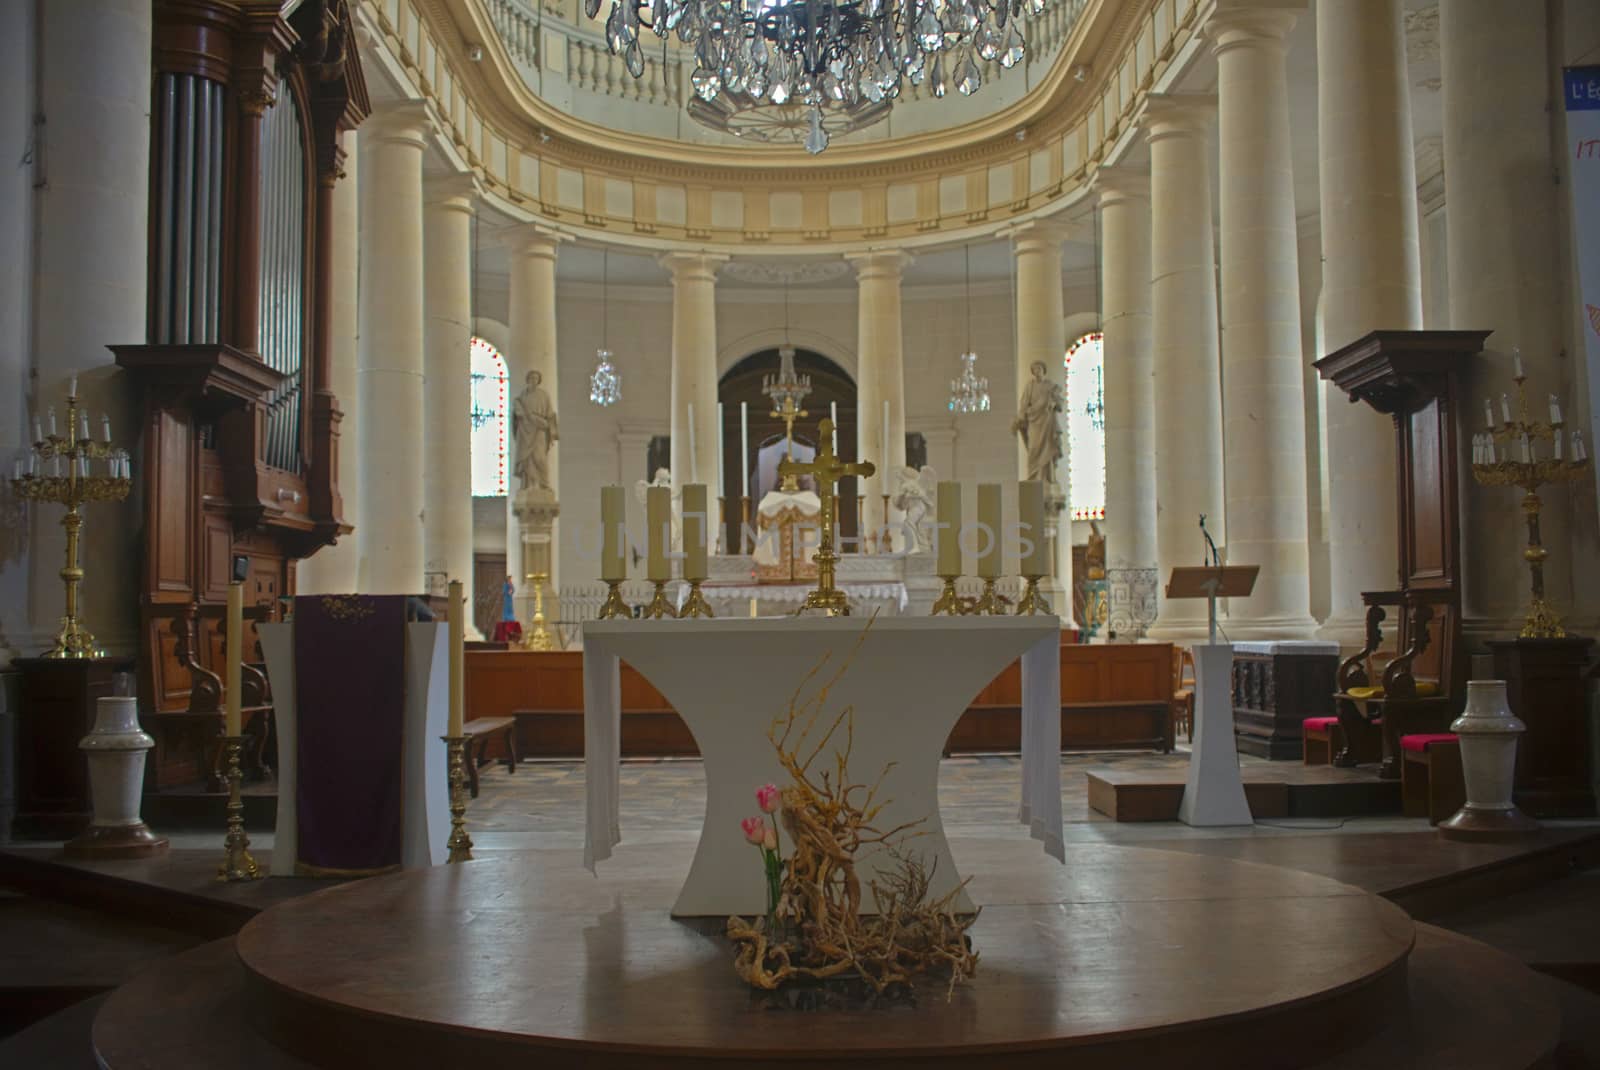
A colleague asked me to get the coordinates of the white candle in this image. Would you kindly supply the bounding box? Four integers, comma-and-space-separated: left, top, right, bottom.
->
33, 416, 41, 442
68, 375, 77, 397
47, 407, 56, 436
1519, 434, 1531, 464
1549, 394, 1562, 426
1575, 431, 1587, 462
79, 412, 89, 442
716, 402, 725, 497
1484, 400, 1495, 429
600, 485, 626, 581
830, 402, 839, 454
936, 481, 962, 576
1512, 348, 1524, 379
448, 579, 465, 736
225, 582, 243, 736
1019, 481, 1049, 576
976, 484, 1002, 579
739, 402, 749, 499
682, 484, 709, 581
687, 403, 698, 484
1501, 394, 1513, 425
881, 400, 891, 468
749, 596, 758, 618
102, 414, 111, 442
646, 485, 671, 581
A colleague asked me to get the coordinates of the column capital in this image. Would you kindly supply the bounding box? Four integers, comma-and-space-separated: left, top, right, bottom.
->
658, 251, 728, 284
501, 223, 571, 261
1090, 165, 1151, 206
362, 99, 431, 149
424, 172, 482, 214
1137, 92, 1217, 143
844, 249, 912, 281
1205, 1, 1300, 54
999, 218, 1069, 255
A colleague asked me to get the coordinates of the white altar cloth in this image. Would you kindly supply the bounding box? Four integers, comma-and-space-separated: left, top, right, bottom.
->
583, 616, 1063, 916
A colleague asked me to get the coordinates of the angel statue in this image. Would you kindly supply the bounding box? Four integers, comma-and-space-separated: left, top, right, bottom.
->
892, 465, 938, 554
634, 467, 682, 552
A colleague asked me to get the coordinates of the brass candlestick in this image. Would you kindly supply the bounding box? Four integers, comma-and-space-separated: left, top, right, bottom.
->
1015, 575, 1051, 615
10, 386, 133, 658
597, 579, 630, 619
931, 575, 966, 616
680, 579, 715, 617
856, 495, 867, 554
1471, 366, 1593, 639
216, 736, 262, 882
970, 577, 1011, 616
442, 735, 474, 863
642, 580, 679, 618
880, 493, 893, 554
520, 571, 553, 650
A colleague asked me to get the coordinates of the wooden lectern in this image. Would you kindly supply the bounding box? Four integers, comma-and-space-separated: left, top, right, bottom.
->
1165, 566, 1260, 644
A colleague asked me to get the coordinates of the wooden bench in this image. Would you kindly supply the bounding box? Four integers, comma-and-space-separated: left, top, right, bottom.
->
1401, 733, 1465, 825
462, 717, 518, 798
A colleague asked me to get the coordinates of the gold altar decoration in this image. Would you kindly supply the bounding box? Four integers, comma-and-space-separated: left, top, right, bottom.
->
1015, 576, 1050, 616
1471, 365, 1592, 639
681, 579, 715, 618
778, 418, 875, 616
597, 580, 630, 619
520, 570, 554, 650
442, 735, 475, 863
970, 578, 1011, 616
216, 736, 263, 882
727, 625, 978, 996
642, 580, 680, 619
930, 575, 966, 616
9, 384, 133, 658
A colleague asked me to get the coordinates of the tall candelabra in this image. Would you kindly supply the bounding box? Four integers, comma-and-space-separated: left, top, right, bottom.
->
10, 382, 132, 658
1470, 360, 1592, 639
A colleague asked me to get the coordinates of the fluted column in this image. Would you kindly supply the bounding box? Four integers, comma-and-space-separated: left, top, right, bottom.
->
845, 251, 910, 530
1143, 94, 1223, 639
296, 132, 360, 594
1211, 6, 1316, 639
356, 102, 428, 595
506, 226, 565, 607
1095, 169, 1157, 579
661, 253, 726, 502
1316, 0, 1421, 646
1442, 2, 1573, 636
1, 1, 35, 663
423, 176, 478, 629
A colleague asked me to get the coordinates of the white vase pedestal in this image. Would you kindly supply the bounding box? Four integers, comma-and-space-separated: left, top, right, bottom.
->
64, 697, 168, 858
1439, 680, 1541, 842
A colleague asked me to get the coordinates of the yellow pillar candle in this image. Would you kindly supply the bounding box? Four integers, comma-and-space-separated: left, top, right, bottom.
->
682, 484, 709, 581
646, 485, 671, 581
225, 581, 243, 737
976, 483, 1002, 579
448, 579, 464, 736
1019, 480, 1048, 576
600, 485, 626, 581
936, 481, 962, 577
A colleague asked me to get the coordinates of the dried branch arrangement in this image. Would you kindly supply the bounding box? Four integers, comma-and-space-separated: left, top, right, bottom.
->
726, 625, 978, 998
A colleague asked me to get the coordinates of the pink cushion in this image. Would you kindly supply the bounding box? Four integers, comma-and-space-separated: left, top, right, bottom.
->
1302, 717, 1339, 733
1400, 733, 1458, 754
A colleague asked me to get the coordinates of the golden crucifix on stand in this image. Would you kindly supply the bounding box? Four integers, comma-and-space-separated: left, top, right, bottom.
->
778, 418, 874, 616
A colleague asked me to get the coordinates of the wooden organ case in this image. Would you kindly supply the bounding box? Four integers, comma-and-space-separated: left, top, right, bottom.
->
113, 0, 368, 787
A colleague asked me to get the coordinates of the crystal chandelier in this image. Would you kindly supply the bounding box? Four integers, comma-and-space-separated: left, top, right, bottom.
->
948, 246, 990, 414
763, 344, 812, 409
589, 249, 622, 406
590, 0, 1043, 154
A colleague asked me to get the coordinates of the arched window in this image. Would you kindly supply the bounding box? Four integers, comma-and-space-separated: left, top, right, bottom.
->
470, 337, 509, 497
1064, 331, 1106, 521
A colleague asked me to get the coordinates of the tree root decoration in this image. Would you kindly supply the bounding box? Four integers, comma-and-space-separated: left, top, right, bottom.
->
727, 615, 980, 1001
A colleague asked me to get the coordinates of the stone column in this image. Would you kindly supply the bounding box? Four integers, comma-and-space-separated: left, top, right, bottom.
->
0, 0, 34, 666
422, 176, 478, 630
1316, 0, 1421, 646
1142, 94, 1224, 640
662, 252, 726, 500
506, 226, 564, 616
845, 251, 911, 536
26, 0, 152, 654
356, 102, 428, 595
1442, 3, 1572, 637
297, 132, 360, 595
1095, 169, 1157, 585
1211, 6, 1316, 640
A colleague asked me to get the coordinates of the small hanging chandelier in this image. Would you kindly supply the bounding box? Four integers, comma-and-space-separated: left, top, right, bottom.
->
589, 249, 622, 407
948, 246, 990, 414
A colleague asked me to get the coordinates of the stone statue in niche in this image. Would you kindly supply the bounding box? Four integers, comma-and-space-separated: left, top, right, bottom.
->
892, 465, 938, 554
513, 370, 559, 492
1011, 360, 1063, 486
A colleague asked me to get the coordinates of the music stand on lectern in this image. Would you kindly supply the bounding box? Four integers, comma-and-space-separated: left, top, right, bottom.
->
1164, 565, 1259, 828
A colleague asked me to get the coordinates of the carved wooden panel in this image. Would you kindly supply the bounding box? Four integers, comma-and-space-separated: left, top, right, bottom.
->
153, 410, 194, 595
1407, 400, 1445, 582
202, 515, 232, 603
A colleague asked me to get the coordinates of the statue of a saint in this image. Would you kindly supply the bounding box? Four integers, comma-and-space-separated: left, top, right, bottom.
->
891, 465, 938, 554
513, 370, 559, 492
1085, 520, 1106, 581
1011, 360, 1063, 486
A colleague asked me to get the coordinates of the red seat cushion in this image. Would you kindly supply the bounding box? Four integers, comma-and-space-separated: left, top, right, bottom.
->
1302, 717, 1339, 733
1400, 733, 1458, 754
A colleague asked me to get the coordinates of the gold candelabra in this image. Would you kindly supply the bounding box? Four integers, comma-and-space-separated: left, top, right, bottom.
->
1015, 575, 1051, 615
521, 571, 553, 650
680, 579, 715, 617
1470, 365, 1592, 639
442, 735, 475, 863
642, 580, 679, 618
10, 385, 132, 658
597, 579, 630, 619
931, 575, 968, 616
216, 736, 263, 882
970, 577, 1012, 616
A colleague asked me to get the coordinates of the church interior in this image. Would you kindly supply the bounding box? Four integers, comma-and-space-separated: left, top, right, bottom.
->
4, 0, 1600, 1065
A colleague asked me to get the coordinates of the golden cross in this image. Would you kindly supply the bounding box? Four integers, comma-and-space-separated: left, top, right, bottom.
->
778, 418, 875, 615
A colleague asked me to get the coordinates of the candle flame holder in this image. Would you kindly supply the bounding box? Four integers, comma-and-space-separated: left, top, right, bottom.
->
931, 575, 969, 616
597, 579, 630, 619
642, 580, 680, 619
441, 735, 475, 863
970, 578, 1012, 616
680, 579, 715, 618
1015, 575, 1051, 616
520, 571, 554, 650
216, 736, 263, 882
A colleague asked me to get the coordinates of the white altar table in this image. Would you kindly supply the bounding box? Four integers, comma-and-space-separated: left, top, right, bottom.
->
583, 617, 1063, 916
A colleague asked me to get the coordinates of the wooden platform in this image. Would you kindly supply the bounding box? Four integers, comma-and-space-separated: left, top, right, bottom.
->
1086, 763, 1404, 821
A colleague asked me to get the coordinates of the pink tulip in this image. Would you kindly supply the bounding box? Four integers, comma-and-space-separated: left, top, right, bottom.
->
756, 783, 781, 814
740, 816, 766, 845
762, 825, 777, 852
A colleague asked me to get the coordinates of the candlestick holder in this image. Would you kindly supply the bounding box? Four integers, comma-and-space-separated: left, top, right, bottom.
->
441, 735, 474, 863
880, 493, 893, 554
520, 571, 553, 650
680, 579, 715, 618
597, 579, 630, 619
931, 575, 967, 616
10, 385, 133, 658
970, 578, 1012, 616
216, 736, 262, 882
856, 495, 866, 554
1015, 575, 1051, 616
642, 580, 679, 619
1471, 369, 1593, 639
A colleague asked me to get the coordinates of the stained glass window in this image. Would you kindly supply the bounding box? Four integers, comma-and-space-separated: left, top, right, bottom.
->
470, 337, 509, 497
1064, 331, 1105, 521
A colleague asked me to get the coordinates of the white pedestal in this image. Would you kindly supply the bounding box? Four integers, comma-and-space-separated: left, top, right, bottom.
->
1179, 643, 1254, 827
65, 697, 167, 857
